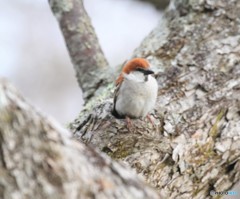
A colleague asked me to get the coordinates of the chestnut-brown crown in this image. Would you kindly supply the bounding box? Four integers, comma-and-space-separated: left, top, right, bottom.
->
116, 58, 150, 85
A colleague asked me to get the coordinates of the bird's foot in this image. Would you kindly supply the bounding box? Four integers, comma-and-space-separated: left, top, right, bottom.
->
126, 116, 133, 131
147, 114, 155, 127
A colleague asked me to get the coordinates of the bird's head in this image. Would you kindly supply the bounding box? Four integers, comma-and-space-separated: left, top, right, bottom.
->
116, 58, 154, 85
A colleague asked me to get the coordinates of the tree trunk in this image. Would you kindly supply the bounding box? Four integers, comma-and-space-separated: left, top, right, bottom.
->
70, 0, 240, 198
0, 78, 160, 199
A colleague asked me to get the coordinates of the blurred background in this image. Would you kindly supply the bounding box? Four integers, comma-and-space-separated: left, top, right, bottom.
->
0, 0, 162, 124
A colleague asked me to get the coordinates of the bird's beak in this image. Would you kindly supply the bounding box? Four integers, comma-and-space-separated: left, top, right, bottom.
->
142, 69, 154, 75
136, 67, 155, 75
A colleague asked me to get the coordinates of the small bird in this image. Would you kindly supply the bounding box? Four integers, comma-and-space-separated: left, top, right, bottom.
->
112, 58, 158, 128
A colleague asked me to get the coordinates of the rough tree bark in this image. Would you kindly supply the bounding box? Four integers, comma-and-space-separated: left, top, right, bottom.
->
66, 0, 240, 198
0, 78, 160, 199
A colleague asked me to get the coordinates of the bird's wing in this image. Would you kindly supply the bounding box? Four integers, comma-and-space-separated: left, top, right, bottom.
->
112, 80, 124, 118
112, 60, 127, 118
113, 82, 121, 111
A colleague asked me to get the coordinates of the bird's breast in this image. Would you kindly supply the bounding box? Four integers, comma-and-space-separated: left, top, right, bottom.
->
115, 76, 158, 118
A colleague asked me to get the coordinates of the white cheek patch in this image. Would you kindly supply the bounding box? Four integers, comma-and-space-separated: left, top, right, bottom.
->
123, 71, 145, 83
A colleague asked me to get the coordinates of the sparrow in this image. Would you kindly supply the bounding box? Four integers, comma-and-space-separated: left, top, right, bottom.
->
112, 58, 158, 128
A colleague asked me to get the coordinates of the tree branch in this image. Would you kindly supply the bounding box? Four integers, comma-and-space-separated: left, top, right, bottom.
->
0, 78, 162, 199
49, 0, 109, 101
71, 0, 240, 198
